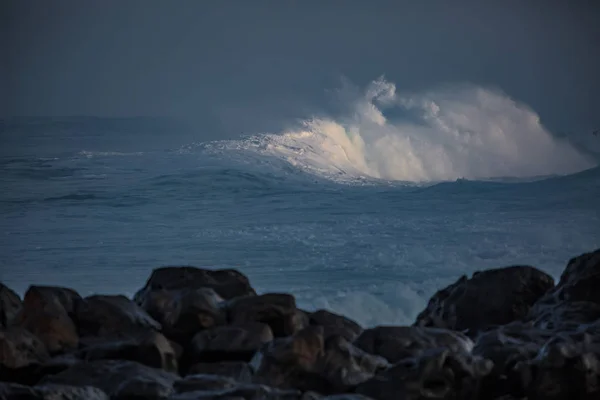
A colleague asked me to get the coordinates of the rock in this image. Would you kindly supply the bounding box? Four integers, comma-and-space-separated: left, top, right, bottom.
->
74, 295, 161, 338
251, 326, 328, 393
0, 283, 21, 328
134, 267, 256, 303
472, 321, 554, 398
322, 396, 374, 400
138, 288, 227, 345
187, 362, 253, 382
227, 294, 308, 338
309, 310, 362, 342
414, 265, 554, 334
550, 248, 600, 304
169, 383, 304, 400
528, 300, 600, 332
319, 335, 389, 392
21, 286, 82, 315
0, 327, 50, 384
353, 326, 473, 364
186, 323, 273, 366
174, 374, 237, 393
0, 382, 39, 399
40, 359, 179, 399
514, 333, 600, 400
356, 348, 492, 400
81, 330, 178, 373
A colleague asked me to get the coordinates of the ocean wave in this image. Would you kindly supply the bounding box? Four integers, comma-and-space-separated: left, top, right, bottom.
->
200, 78, 596, 183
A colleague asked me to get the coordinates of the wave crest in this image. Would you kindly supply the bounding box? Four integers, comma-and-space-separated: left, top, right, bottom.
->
209, 79, 596, 182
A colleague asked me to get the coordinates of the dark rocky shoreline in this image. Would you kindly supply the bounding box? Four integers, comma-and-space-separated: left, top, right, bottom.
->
1, 248, 599, 400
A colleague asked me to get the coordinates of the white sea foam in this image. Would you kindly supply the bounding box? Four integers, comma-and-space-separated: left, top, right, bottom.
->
208, 78, 595, 182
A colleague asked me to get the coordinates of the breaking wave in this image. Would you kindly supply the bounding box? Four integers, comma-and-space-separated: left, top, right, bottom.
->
204, 78, 596, 182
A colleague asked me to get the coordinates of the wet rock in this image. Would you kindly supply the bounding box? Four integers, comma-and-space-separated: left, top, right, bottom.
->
40, 359, 179, 399
186, 323, 273, 366
528, 300, 600, 332
81, 330, 178, 373
228, 294, 308, 338
74, 295, 161, 338
134, 267, 256, 302
0, 382, 39, 399
187, 362, 253, 382
353, 326, 473, 364
174, 374, 237, 393
309, 310, 362, 342
0, 283, 21, 328
414, 265, 554, 333
138, 288, 227, 345
356, 348, 492, 400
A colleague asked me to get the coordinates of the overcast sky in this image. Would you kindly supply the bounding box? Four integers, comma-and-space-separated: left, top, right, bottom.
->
3, 0, 599, 138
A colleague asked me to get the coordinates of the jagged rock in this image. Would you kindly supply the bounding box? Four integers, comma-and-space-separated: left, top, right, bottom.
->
81, 330, 178, 373
353, 326, 473, 364
134, 267, 256, 303
528, 300, 600, 332
227, 294, 308, 338
39, 359, 179, 399
174, 374, 237, 393
414, 265, 554, 333
186, 322, 273, 366
0, 283, 21, 328
74, 295, 161, 338
187, 362, 253, 382
309, 310, 363, 342
0, 382, 109, 400
137, 288, 227, 344
356, 348, 492, 400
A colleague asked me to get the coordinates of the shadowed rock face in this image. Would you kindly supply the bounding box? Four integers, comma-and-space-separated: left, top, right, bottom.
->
133, 266, 257, 302
1, 249, 600, 400
414, 265, 554, 334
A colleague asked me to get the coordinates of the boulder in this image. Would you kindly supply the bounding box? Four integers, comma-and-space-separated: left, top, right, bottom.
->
549, 248, 600, 304
39, 359, 179, 399
227, 294, 308, 337
0, 283, 21, 328
514, 333, 600, 400
353, 326, 473, 364
414, 265, 554, 334
74, 295, 161, 338
309, 310, 363, 342
81, 330, 178, 373
319, 335, 388, 392
186, 322, 273, 366
187, 361, 253, 382
356, 348, 492, 400
169, 383, 305, 400
174, 374, 237, 393
0, 327, 50, 384
134, 267, 256, 303
0, 382, 109, 400
21, 285, 82, 315
137, 288, 227, 344
251, 326, 384, 394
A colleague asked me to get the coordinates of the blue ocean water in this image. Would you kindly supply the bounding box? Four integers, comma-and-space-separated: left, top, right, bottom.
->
2, 83, 600, 326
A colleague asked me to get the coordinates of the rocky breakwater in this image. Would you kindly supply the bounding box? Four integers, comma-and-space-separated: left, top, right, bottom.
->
1, 249, 600, 400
